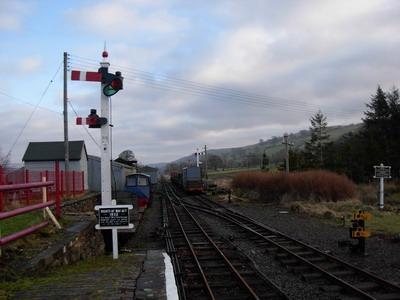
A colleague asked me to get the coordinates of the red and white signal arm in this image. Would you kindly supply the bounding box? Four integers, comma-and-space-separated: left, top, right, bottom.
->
71, 70, 102, 82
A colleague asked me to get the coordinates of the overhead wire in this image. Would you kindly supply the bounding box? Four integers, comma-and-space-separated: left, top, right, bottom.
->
6, 61, 63, 158
69, 59, 319, 113
71, 60, 357, 120
0, 90, 62, 114
69, 54, 360, 118
67, 100, 100, 147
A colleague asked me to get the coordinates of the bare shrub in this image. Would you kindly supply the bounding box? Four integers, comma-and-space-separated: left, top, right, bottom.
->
231, 170, 355, 202
357, 184, 377, 205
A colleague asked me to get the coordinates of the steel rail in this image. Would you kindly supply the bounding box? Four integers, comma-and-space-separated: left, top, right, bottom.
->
165, 185, 289, 300
184, 201, 400, 299
180, 203, 261, 300
166, 192, 216, 300
162, 192, 187, 300
194, 195, 400, 293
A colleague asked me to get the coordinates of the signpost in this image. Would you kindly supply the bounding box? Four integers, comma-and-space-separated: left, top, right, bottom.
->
373, 163, 391, 209
95, 200, 133, 259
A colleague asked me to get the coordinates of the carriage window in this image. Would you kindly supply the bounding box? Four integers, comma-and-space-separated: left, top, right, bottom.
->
138, 177, 148, 186
126, 177, 136, 186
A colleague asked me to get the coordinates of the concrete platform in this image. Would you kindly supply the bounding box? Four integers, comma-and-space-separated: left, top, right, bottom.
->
9, 249, 177, 300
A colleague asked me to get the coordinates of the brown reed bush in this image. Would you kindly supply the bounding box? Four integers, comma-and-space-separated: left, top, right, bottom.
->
231, 170, 356, 202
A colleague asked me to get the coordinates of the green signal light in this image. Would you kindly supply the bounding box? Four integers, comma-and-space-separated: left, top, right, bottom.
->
103, 85, 118, 97
103, 78, 123, 97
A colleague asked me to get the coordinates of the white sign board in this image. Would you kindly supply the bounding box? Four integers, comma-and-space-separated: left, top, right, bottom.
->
95, 204, 133, 230
374, 165, 391, 179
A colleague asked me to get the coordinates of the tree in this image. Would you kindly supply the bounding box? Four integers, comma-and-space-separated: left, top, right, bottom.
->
206, 154, 224, 170
323, 86, 400, 182
304, 110, 330, 168
361, 86, 392, 170
261, 152, 269, 170
363, 86, 390, 126
115, 150, 137, 166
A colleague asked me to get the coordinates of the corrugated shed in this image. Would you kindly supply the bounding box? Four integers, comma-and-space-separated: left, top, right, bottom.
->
88, 155, 136, 192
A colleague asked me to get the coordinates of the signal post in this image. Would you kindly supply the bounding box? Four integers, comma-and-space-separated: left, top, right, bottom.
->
100, 56, 112, 205
72, 50, 127, 259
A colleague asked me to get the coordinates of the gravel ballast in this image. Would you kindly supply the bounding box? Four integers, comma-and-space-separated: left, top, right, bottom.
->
189, 199, 400, 299
226, 202, 400, 283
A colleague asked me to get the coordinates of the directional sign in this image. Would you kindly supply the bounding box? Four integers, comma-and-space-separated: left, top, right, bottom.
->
374, 165, 391, 178
94, 204, 133, 230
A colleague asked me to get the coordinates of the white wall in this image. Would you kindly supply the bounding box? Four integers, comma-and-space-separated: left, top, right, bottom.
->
24, 158, 89, 189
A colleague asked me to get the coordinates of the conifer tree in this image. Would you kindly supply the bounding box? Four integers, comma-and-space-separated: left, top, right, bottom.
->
363, 85, 390, 126
304, 110, 330, 168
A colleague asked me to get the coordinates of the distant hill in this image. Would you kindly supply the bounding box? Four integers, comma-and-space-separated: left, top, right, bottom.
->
167, 123, 362, 170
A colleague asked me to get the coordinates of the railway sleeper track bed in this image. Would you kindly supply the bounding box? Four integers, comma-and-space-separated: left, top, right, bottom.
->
163, 186, 288, 300
176, 192, 400, 300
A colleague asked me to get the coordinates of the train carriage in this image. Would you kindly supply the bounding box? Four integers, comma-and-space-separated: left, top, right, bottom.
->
125, 173, 151, 210
182, 166, 204, 193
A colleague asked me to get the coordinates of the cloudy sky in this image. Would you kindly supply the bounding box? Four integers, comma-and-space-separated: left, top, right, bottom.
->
1, 0, 399, 165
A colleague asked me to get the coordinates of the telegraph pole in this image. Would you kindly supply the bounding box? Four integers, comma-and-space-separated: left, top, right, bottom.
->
63, 52, 70, 194
282, 133, 293, 173
204, 145, 208, 189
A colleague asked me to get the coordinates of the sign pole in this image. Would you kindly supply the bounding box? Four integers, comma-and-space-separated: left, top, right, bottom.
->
374, 163, 391, 210
379, 177, 384, 210
111, 199, 118, 259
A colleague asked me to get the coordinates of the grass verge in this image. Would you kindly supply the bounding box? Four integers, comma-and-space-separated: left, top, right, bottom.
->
1, 211, 44, 237
283, 199, 400, 235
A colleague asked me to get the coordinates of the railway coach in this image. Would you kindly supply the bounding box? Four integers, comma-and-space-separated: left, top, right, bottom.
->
125, 173, 151, 210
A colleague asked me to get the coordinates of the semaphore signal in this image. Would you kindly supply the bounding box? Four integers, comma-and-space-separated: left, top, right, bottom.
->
70, 49, 125, 259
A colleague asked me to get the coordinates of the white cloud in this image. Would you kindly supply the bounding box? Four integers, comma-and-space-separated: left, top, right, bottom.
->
3, 0, 400, 165
67, 1, 188, 38
195, 26, 278, 84
17, 57, 43, 75
0, 1, 33, 31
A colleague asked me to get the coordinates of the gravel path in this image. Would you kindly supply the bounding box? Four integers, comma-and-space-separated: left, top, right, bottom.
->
126, 189, 164, 250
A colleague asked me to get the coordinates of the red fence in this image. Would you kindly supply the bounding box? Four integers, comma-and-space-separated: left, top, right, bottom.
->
0, 162, 85, 212
0, 180, 57, 246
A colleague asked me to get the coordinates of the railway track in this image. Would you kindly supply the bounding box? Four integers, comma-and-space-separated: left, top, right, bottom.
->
163, 185, 288, 300
176, 192, 400, 300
